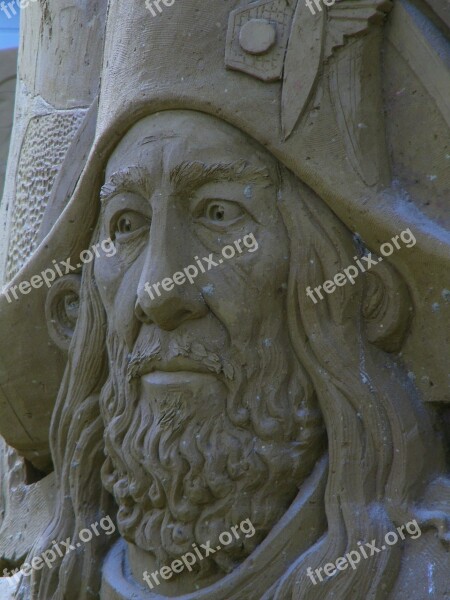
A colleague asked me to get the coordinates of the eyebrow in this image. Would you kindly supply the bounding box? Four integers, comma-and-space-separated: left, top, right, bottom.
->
100, 159, 274, 204
169, 160, 273, 195
100, 166, 150, 203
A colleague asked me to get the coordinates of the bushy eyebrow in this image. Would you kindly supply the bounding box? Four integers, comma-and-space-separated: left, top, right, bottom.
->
169, 160, 273, 194
100, 166, 150, 204
100, 160, 273, 204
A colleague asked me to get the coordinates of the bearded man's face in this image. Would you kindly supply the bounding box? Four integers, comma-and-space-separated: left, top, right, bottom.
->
93, 110, 325, 579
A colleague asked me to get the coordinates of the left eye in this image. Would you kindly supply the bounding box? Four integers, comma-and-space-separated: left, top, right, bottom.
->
201, 200, 244, 224
112, 211, 150, 239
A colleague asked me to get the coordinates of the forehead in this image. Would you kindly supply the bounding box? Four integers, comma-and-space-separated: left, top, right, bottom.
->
105, 110, 276, 176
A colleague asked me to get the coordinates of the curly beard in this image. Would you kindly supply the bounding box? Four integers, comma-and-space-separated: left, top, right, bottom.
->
100, 316, 325, 579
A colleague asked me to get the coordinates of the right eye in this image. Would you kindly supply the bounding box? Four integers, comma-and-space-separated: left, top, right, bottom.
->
110, 211, 150, 241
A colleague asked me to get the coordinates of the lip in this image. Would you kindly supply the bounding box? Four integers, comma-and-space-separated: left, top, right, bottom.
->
141, 370, 217, 387
137, 356, 213, 378
140, 371, 227, 416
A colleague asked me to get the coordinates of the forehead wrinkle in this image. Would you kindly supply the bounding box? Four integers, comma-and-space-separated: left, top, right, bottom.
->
169, 160, 273, 195
139, 132, 179, 146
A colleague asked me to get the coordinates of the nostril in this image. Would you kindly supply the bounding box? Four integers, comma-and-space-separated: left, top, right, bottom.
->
172, 308, 192, 322
135, 300, 152, 323
157, 308, 195, 331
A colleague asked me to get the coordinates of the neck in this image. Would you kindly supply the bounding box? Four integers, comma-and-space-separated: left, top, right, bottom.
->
130, 543, 224, 596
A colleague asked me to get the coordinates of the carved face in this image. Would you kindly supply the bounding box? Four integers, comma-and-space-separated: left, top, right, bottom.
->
95, 110, 290, 345
94, 110, 324, 579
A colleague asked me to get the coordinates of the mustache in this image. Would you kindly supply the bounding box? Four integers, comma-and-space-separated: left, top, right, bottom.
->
126, 336, 235, 381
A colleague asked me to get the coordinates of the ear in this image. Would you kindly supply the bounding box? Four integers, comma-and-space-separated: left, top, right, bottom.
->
362, 260, 413, 352
45, 274, 81, 351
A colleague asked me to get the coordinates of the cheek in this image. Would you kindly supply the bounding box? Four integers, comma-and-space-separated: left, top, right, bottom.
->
94, 254, 123, 309
94, 256, 140, 344
201, 236, 289, 336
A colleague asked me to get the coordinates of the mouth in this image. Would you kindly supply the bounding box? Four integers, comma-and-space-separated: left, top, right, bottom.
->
140, 369, 228, 417
141, 370, 219, 387
129, 355, 213, 380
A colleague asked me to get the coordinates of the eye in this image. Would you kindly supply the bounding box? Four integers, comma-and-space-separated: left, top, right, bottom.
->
202, 200, 245, 225
111, 211, 150, 240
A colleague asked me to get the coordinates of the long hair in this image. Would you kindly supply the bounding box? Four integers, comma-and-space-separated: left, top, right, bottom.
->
270, 171, 448, 599
16, 223, 115, 600
17, 169, 448, 600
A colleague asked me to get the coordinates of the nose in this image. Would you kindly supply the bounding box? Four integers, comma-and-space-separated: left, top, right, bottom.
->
135, 293, 208, 330
135, 214, 208, 330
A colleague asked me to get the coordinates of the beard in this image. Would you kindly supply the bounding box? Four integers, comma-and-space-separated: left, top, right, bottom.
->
100, 315, 325, 578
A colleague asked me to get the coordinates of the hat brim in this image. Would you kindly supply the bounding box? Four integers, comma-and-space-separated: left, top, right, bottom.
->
0, 102, 100, 469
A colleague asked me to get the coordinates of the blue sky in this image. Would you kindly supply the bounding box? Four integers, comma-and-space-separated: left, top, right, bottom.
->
0, 5, 20, 50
